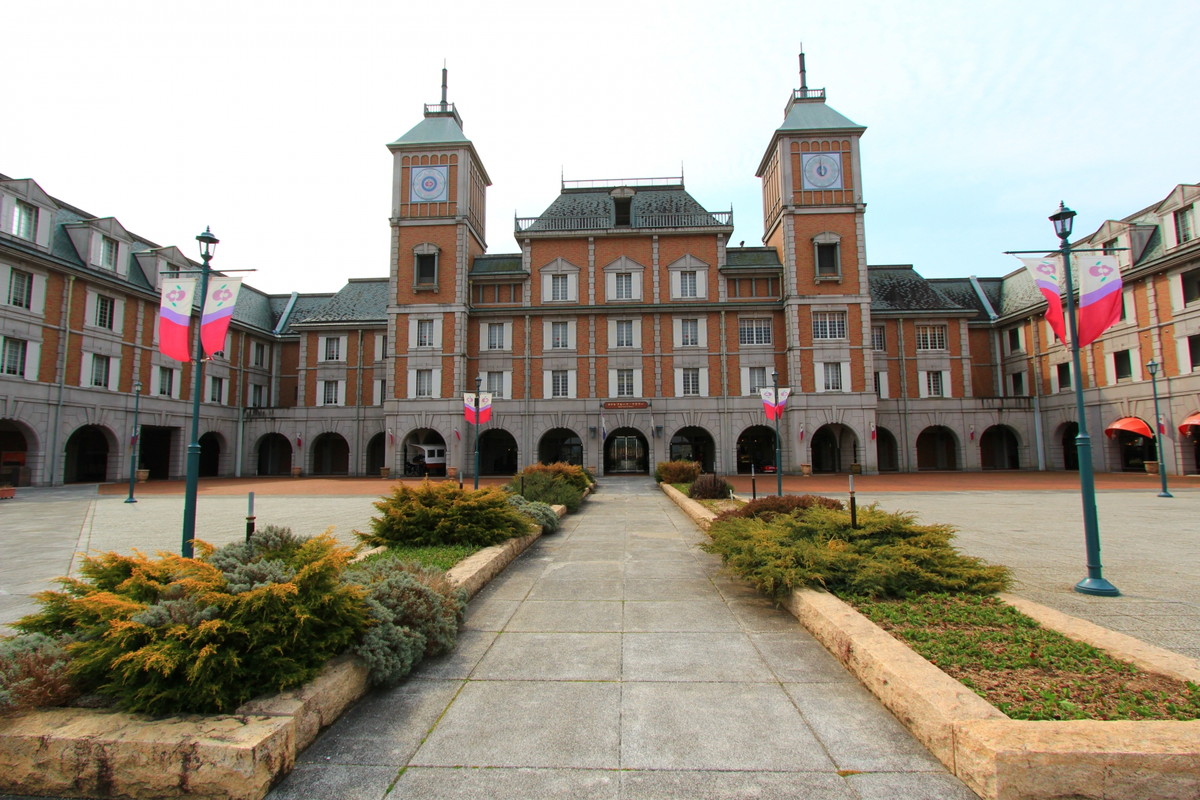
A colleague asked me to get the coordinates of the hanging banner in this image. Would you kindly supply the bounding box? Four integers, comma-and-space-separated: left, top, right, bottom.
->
157, 278, 196, 362
1016, 256, 1067, 343
1076, 255, 1122, 347
464, 392, 493, 425
760, 387, 791, 420
200, 278, 242, 357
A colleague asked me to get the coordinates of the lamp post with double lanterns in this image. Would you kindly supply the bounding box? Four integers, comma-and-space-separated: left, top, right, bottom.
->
771, 369, 782, 497
1145, 360, 1173, 498
181, 227, 218, 559
124, 381, 142, 503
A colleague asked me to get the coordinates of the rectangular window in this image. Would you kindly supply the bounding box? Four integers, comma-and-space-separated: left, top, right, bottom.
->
1113, 349, 1132, 380
416, 254, 437, 284
323, 337, 341, 361
681, 367, 700, 396
1103, 238, 1119, 255
1057, 362, 1071, 390
415, 369, 433, 397
487, 323, 505, 351
916, 324, 947, 350
209, 376, 224, 403
486, 371, 504, 398
1182, 269, 1200, 305
14, 201, 38, 241
815, 242, 839, 277
748, 366, 767, 394
925, 370, 944, 397
158, 366, 174, 396
1010, 372, 1025, 396
2, 338, 27, 376
322, 380, 339, 405
614, 272, 633, 300
101, 237, 118, 269
615, 320, 634, 348
1007, 328, 1022, 353
416, 319, 434, 347
874, 370, 885, 398
871, 325, 885, 351
1190, 334, 1200, 372
823, 362, 843, 392
95, 295, 115, 330
1175, 205, 1195, 245
8, 269, 32, 309
551, 370, 570, 398
90, 354, 110, 388
551, 274, 569, 301
251, 384, 266, 407
738, 318, 772, 345
681, 318, 699, 347
616, 368, 635, 397
253, 342, 267, 367
679, 271, 698, 298
812, 311, 847, 340
551, 321, 569, 349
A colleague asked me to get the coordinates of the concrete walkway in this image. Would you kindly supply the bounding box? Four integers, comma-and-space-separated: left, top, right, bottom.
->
265, 478, 976, 800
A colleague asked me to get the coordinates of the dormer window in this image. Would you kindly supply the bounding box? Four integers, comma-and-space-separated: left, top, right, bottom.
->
614, 197, 632, 226
1175, 205, 1195, 245
13, 201, 38, 241
101, 236, 118, 269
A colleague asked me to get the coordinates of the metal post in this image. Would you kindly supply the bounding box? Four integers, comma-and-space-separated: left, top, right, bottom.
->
1146, 361, 1173, 498
245, 491, 256, 542
473, 375, 482, 490
124, 381, 142, 503
772, 370, 782, 496
750, 462, 757, 501
849, 473, 858, 529
182, 227, 217, 559
1053, 205, 1118, 597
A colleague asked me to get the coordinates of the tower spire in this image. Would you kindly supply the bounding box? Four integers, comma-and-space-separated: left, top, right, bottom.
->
799, 46, 807, 91
440, 62, 448, 110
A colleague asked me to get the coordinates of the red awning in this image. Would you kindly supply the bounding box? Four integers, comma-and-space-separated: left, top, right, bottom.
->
1179, 412, 1200, 437
1105, 417, 1153, 438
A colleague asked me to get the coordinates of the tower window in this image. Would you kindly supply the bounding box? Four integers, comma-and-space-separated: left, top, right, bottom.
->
812, 232, 842, 279
614, 197, 632, 226
413, 243, 440, 288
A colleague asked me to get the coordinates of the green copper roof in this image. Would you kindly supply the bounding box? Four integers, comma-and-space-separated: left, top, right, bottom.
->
779, 99, 864, 132
724, 247, 782, 269
389, 115, 470, 147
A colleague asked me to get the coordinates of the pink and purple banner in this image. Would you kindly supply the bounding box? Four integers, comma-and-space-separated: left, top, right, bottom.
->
1075, 256, 1122, 347
200, 278, 242, 357
464, 392, 493, 425
759, 387, 791, 421
157, 279, 197, 362
1017, 257, 1067, 343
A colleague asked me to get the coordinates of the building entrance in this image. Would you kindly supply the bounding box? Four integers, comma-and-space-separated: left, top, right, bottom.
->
605, 429, 648, 473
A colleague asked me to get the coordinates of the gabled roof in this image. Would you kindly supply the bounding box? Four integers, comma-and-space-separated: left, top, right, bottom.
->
868, 265, 971, 314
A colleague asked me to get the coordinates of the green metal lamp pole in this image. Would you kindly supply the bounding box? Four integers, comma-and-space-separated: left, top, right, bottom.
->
182, 227, 218, 558
124, 381, 142, 503
772, 369, 782, 497
1146, 360, 1173, 498
472, 375, 482, 490
1050, 203, 1118, 597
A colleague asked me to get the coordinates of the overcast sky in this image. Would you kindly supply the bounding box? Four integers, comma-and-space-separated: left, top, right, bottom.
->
6, 0, 1198, 295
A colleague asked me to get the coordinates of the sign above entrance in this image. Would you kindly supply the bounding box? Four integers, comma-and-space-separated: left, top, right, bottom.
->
602, 401, 649, 409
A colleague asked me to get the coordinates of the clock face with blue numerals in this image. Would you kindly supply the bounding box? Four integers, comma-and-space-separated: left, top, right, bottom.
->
410, 166, 449, 202
801, 153, 842, 190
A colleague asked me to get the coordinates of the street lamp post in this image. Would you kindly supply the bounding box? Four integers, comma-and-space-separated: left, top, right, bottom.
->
1145, 360, 1173, 498
772, 369, 782, 497
181, 227, 218, 558
1049, 203, 1119, 597
124, 381, 143, 503
472, 375, 482, 489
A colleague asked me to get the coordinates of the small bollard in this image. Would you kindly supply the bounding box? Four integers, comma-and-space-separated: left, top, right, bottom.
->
848, 474, 858, 529
750, 463, 757, 501
246, 491, 256, 542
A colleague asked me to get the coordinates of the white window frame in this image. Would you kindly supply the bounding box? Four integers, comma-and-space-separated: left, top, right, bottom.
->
374, 378, 386, 405
679, 318, 700, 348
320, 379, 345, 406
541, 260, 580, 303
409, 368, 440, 399
614, 319, 636, 348
1175, 205, 1194, 245
156, 365, 179, 398
745, 366, 768, 395
544, 369, 576, 399
816, 361, 849, 393
547, 319, 575, 350
812, 310, 847, 340
84, 353, 116, 390
1052, 362, 1072, 393
250, 383, 267, 408
95, 294, 115, 330
874, 370, 889, 399
319, 335, 347, 362
484, 370, 510, 398
2, 337, 27, 377
7, 268, 33, 310
738, 317, 772, 346
675, 366, 706, 397
871, 325, 886, 352
813, 231, 842, 279
253, 341, 268, 368
413, 243, 439, 286
668, 257, 709, 301
13, 200, 38, 241
918, 369, 949, 398
915, 324, 948, 351
482, 321, 511, 352
609, 367, 642, 398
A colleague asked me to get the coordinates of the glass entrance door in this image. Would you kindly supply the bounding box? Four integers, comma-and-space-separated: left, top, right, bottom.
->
608, 434, 645, 473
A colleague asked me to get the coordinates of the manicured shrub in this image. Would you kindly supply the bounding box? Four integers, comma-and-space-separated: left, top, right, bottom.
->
345, 560, 467, 687
704, 505, 1010, 600
688, 472, 732, 500
15, 527, 369, 715
0, 632, 78, 712
714, 493, 843, 523
506, 470, 584, 512
507, 494, 560, 533
655, 460, 701, 484
358, 481, 535, 548
516, 462, 592, 491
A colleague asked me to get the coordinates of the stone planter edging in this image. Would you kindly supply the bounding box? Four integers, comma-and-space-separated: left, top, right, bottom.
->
659, 481, 1200, 800
0, 519, 548, 799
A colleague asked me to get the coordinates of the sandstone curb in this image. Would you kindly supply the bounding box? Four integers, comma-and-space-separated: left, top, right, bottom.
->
0, 506, 557, 799
659, 481, 1200, 800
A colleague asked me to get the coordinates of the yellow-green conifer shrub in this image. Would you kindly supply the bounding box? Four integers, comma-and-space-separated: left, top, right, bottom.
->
357, 481, 534, 548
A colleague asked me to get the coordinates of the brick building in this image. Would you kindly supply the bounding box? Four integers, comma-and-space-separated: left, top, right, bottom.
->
2, 70, 1198, 485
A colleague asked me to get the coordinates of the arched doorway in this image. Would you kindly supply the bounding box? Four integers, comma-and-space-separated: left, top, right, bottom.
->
403, 428, 448, 477
1059, 422, 1079, 471
366, 433, 386, 474
199, 432, 221, 477
875, 426, 899, 472
256, 433, 292, 476
1105, 420, 1154, 472
311, 433, 350, 475
669, 426, 715, 473
0, 420, 32, 486
811, 423, 859, 473
479, 429, 518, 475
916, 426, 958, 471
605, 427, 649, 474
735, 425, 777, 475
538, 428, 583, 465
64, 425, 111, 483
979, 425, 1020, 470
